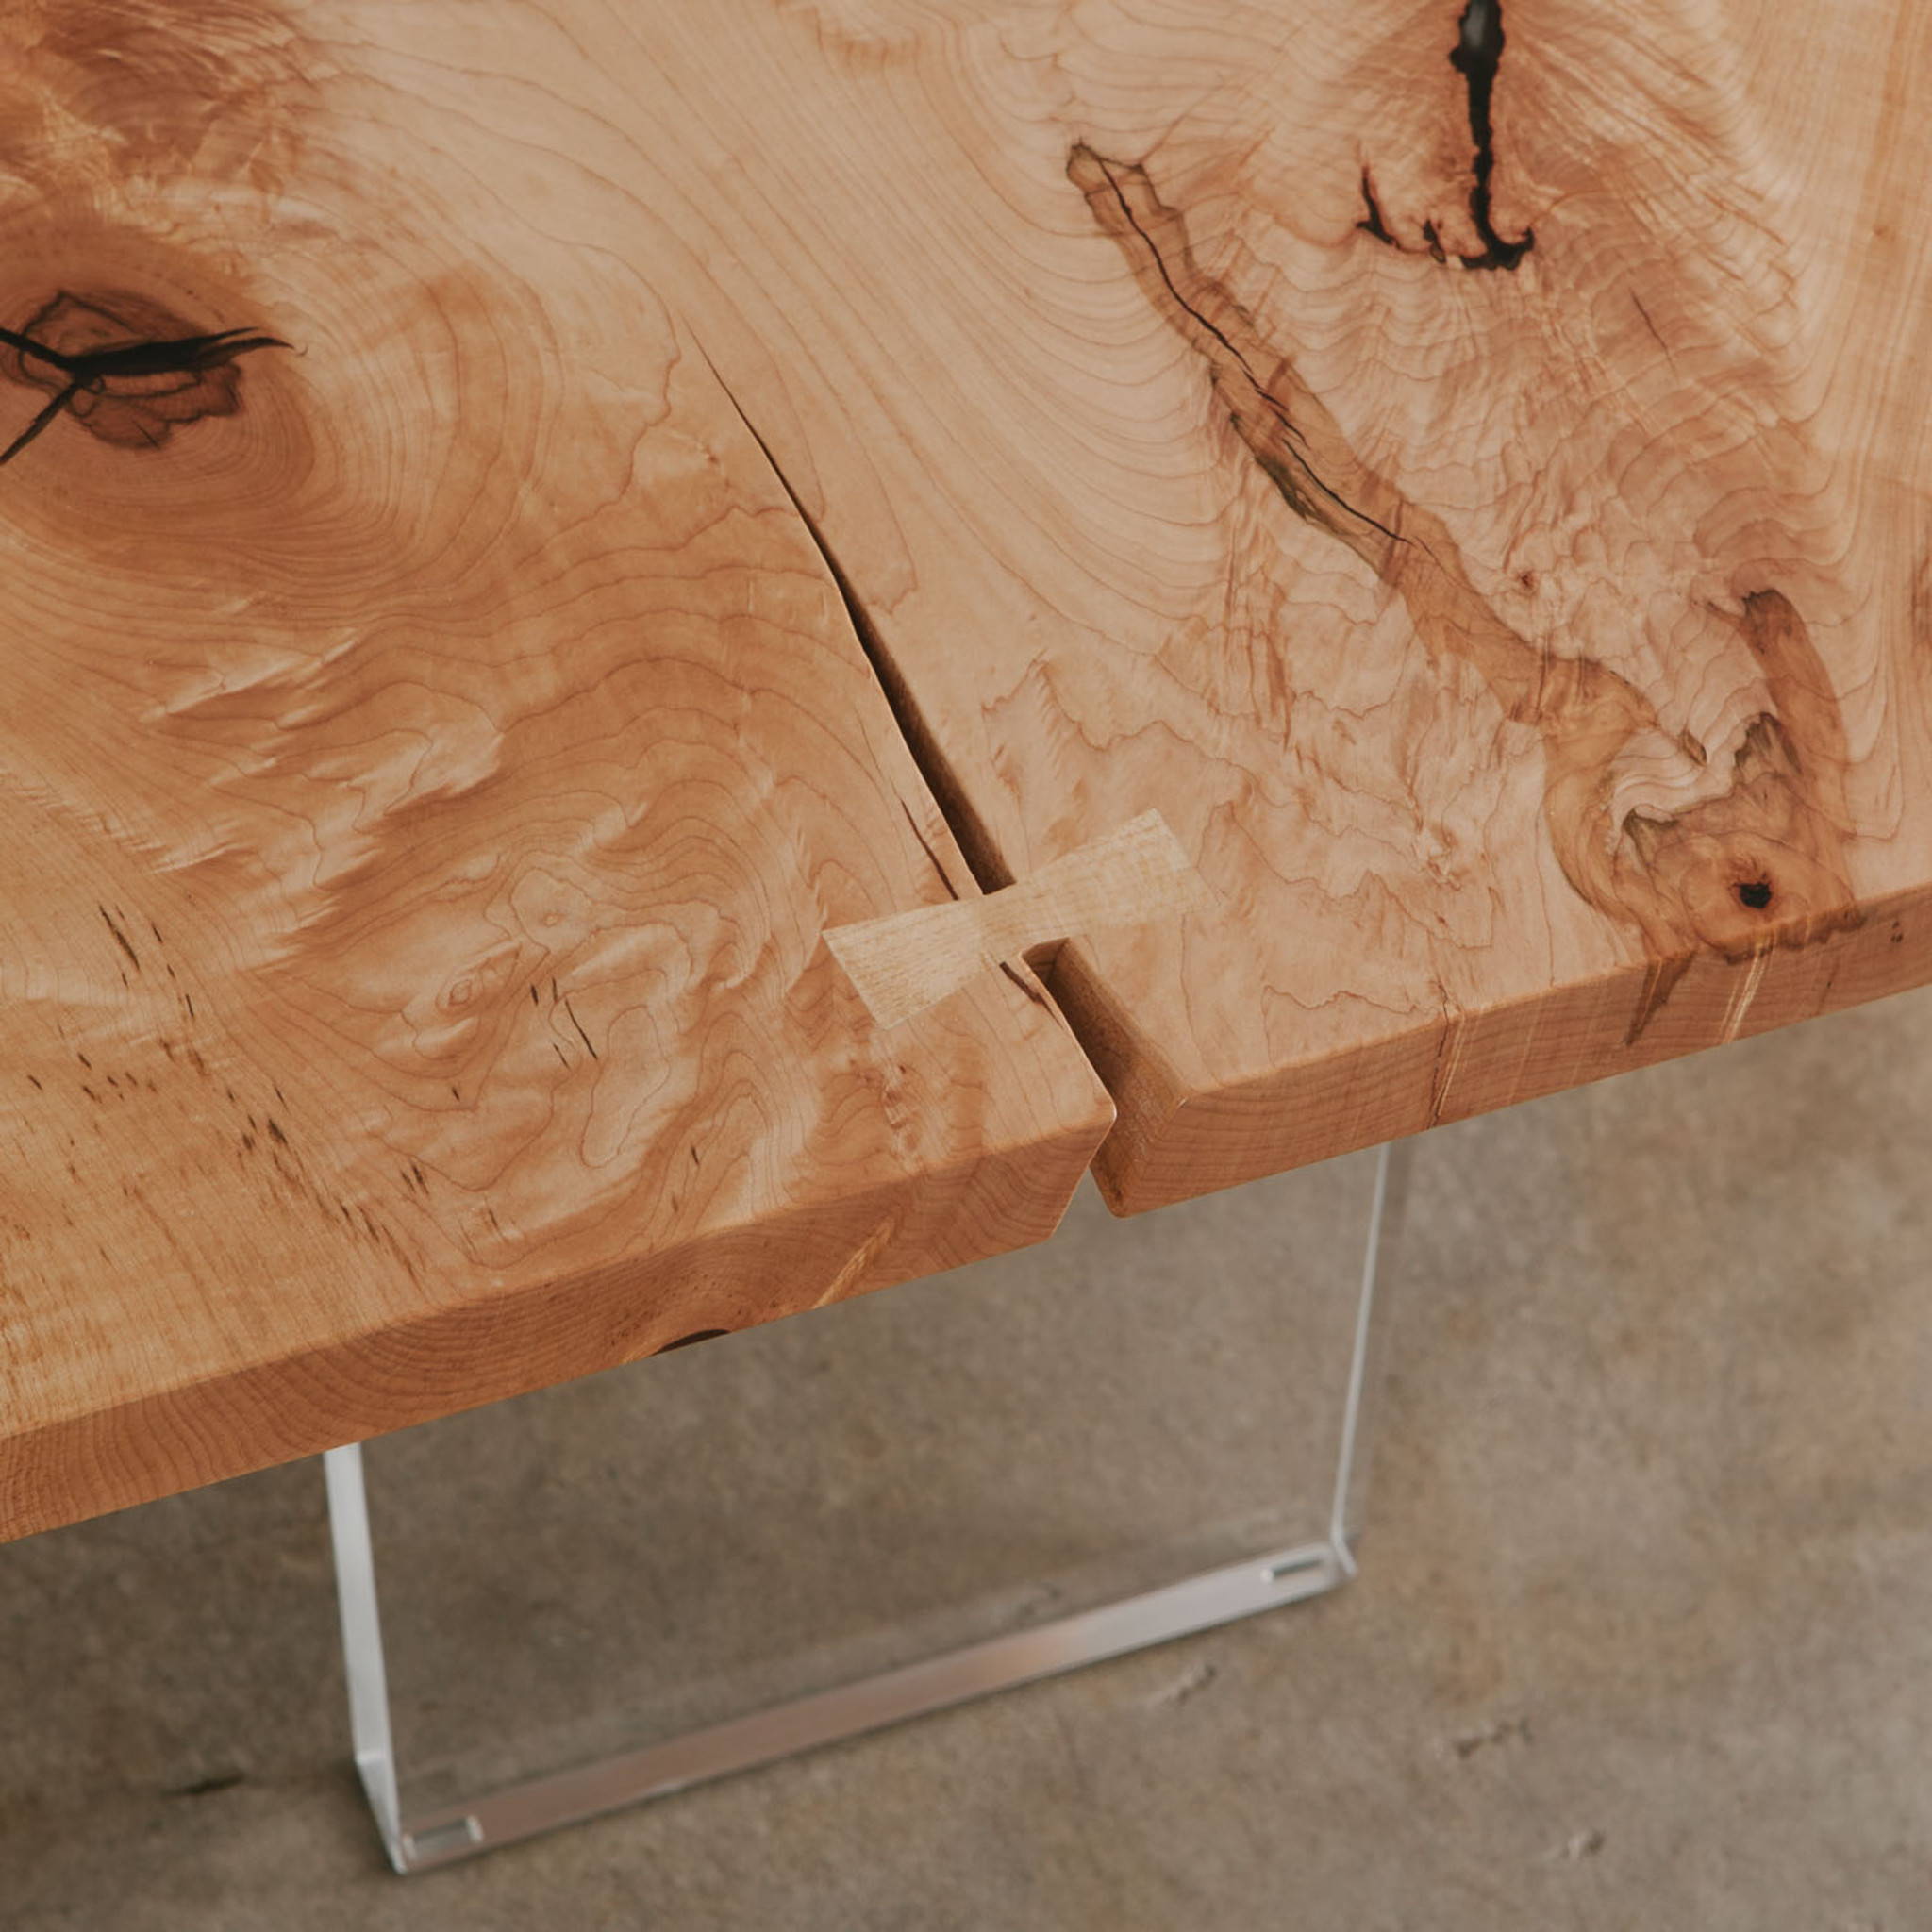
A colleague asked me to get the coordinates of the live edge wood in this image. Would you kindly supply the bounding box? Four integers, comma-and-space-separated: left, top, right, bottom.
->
0, 8, 1111, 1541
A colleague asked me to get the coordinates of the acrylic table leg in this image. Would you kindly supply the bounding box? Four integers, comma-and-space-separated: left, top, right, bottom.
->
324, 1140, 1409, 1873
323, 1442, 413, 1872
1332, 1136, 1408, 1563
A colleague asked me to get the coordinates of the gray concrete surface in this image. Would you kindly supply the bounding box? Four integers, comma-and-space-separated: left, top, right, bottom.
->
6, 988, 1930, 1929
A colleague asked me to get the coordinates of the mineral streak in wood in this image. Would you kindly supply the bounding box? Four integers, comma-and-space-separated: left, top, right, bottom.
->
1070, 144, 1861, 994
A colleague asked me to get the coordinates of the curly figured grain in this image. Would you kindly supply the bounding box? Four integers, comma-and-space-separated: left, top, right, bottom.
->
530, 0, 1932, 1205
1071, 144, 1859, 987
10, 0, 1932, 1530
0, 2, 1111, 1539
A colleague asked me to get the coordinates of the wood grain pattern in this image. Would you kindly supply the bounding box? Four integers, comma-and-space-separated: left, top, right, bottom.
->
0, 4, 1111, 1540
9, 0, 1932, 1533
509, 0, 1932, 1208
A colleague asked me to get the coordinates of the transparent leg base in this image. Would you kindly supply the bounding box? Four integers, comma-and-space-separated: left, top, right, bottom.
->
325, 1141, 1407, 1874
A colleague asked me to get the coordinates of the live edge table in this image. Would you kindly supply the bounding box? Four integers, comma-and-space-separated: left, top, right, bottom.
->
4, 0, 1928, 1874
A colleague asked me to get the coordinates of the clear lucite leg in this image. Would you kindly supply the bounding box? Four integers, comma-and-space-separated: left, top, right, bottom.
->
322, 1442, 413, 1871
325, 1141, 1408, 1874
1330, 1135, 1396, 1568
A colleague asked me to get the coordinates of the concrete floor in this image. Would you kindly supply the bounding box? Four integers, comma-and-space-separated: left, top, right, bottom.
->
6, 988, 1931, 1929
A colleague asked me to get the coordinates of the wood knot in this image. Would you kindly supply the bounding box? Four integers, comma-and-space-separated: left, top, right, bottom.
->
0, 291, 286, 466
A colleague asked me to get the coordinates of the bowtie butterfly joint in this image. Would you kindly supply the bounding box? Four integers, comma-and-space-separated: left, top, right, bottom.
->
0, 302, 289, 467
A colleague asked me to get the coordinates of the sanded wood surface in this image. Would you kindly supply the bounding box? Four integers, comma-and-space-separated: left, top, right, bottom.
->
0, 7, 1113, 1540
588, 0, 1931, 1210
8, 1, 1932, 1531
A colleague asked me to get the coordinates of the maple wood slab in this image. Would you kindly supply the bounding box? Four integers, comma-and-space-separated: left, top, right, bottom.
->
6, 0, 1931, 1538
0, 6, 1113, 1541
578, 0, 1932, 1209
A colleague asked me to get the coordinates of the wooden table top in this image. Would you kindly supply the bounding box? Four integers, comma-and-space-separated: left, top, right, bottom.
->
5, 0, 1928, 1538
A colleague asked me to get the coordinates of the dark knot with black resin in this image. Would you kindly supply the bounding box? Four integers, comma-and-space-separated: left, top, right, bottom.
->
0, 291, 287, 467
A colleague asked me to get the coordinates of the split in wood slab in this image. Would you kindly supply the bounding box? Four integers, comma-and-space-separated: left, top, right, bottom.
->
8, 0, 1932, 1535
0, 6, 1109, 1540
546, 0, 1928, 1207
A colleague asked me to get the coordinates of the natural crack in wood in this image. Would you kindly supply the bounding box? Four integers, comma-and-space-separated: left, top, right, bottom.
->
1449, 0, 1533, 270
1357, 0, 1533, 270
700, 344, 1010, 894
